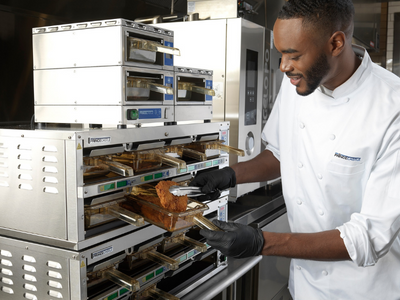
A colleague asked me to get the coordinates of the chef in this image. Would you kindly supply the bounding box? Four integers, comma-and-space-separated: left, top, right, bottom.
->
190, 0, 400, 299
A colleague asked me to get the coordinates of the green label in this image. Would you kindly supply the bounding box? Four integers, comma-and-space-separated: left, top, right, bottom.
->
154, 173, 163, 179
145, 272, 155, 281
99, 183, 115, 192
117, 180, 127, 188
188, 165, 195, 171
143, 175, 153, 182
155, 267, 164, 276
205, 161, 212, 167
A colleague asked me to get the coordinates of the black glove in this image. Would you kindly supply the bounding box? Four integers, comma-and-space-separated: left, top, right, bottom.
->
199, 220, 264, 258
189, 167, 236, 200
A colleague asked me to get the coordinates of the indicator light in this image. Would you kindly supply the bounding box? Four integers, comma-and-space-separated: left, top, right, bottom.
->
127, 109, 138, 120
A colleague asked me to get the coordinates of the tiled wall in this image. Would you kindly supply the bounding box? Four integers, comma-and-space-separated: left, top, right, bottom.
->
387, 1, 400, 72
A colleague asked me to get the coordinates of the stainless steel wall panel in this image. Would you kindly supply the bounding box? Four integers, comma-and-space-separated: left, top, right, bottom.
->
225, 18, 264, 198
0, 136, 67, 240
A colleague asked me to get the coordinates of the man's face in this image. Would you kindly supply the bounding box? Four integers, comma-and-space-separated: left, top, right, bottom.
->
273, 18, 331, 96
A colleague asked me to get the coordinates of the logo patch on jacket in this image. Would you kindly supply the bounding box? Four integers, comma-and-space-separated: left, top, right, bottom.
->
334, 152, 361, 161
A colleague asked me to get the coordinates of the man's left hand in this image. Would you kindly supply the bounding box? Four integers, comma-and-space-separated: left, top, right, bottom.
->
199, 220, 264, 258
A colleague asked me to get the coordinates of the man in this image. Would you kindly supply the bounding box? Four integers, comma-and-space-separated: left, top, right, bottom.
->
190, 0, 400, 299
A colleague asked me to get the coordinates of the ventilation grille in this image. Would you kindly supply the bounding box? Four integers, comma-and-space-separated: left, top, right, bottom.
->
0, 245, 70, 299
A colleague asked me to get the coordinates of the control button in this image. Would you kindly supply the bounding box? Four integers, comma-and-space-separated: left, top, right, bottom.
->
297, 200, 303, 205
23, 274, 37, 282
23, 255, 36, 263
322, 270, 328, 276
298, 162, 303, 168
48, 290, 63, 298
299, 122, 305, 129
23, 284, 37, 291
317, 174, 323, 180
48, 271, 62, 279
127, 109, 138, 120
47, 261, 62, 269
48, 280, 63, 289
318, 210, 325, 216
296, 265, 302, 270
329, 134, 336, 140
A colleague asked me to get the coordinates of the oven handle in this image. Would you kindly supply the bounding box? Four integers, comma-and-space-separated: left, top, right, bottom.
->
128, 37, 181, 56
156, 153, 187, 169
175, 235, 207, 253
217, 142, 245, 157
137, 250, 179, 271
127, 78, 174, 95
103, 268, 140, 292
105, 205, 145, 227
100, 160, 134, 177
147, 286, 180, 300
193, 215, 223, 231
178, 82, 216, 96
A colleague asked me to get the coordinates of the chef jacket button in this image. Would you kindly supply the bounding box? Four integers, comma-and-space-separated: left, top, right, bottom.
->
317, 174, 323, 179
296, 265, 302, 270
298, 162, 303, 168
322, 270, 328, 276
329, 134, 336, 140
297, 200, 302, 205
299, 122, 305, 129
318, 209, 324, 216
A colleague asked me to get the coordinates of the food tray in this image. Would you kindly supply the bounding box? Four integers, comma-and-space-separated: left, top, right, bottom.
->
122, 194, 208, 232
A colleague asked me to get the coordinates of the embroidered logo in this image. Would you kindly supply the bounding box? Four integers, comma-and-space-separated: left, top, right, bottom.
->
334, 152, 361, 161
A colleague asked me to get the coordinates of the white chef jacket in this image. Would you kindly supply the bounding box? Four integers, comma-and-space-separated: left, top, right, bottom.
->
262, 45, 400, 300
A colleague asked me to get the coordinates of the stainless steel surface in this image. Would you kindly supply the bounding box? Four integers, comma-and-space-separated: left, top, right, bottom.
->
258, 213, 291, 300
34, 66, 175, 125
174, 66, 214, 122
159, 19, 265, 199
0, 122, 230, 250
180, 256, 262, 300
32, 18, 176, 70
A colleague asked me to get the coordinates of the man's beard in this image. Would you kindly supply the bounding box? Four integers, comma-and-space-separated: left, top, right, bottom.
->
288, 53, 331, 96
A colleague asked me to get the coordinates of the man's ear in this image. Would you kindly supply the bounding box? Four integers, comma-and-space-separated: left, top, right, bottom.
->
329, 31, 346, 57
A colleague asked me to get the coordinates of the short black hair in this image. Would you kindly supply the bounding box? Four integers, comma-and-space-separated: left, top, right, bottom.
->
277, 0, 355, 38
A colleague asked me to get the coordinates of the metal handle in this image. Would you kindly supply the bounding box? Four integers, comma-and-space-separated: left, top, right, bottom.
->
103, 268, 140, 292
193, 216, 223, 231
128, 37, 181, 56
105, 204, 145, 227
138, 250, 179, 271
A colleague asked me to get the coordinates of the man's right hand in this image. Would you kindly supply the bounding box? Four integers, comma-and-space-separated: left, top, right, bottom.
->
189, 167, 236, 200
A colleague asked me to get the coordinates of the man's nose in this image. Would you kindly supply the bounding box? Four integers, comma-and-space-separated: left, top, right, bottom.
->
280, 56, 293, 73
